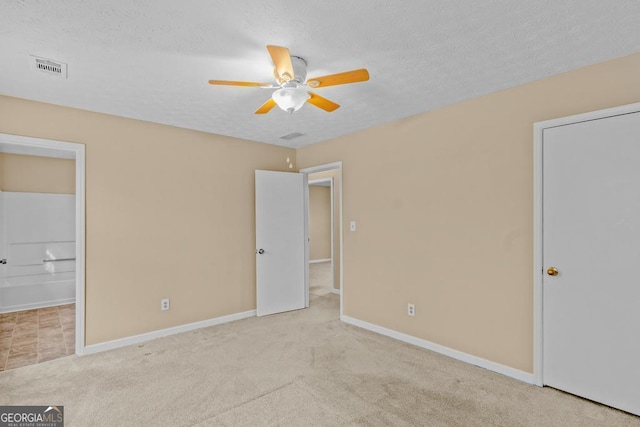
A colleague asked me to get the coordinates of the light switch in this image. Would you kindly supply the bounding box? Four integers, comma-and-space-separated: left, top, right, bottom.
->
350, 221, 356, 232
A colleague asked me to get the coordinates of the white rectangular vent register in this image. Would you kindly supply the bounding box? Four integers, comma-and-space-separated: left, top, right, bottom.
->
31, 55, 68, 78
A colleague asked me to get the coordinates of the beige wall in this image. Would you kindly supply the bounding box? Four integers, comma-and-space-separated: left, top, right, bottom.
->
309, 185, 331, 260
296, 52, 640, 373
3, 51, 639, 369
0, 153, 75, 194
0, 95, 295, 345
309, 169, 341, 290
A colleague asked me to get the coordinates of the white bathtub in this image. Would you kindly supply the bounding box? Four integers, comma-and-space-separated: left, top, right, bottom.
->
0, 242, 75, 313
0, 192, 76, 313
1, 273, 75, 313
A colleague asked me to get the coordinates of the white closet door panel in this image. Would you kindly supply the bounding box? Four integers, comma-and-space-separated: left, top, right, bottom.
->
543, 112, 640, 416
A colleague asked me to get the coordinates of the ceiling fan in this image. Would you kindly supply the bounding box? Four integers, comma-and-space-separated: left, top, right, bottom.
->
208, 45, 369, 114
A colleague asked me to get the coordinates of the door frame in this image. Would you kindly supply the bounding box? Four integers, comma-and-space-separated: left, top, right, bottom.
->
300, 162, 343, 319
533, 101, 640, 386
0, 132, 86, 356
308, 177, 335, 291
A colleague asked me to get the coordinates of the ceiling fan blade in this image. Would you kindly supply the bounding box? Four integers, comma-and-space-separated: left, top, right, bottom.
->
255, 98, 277, 114
266, 45, 295, 82
208, 80, 271, 87
306, 69, 369, 88
307, 92, 340, 112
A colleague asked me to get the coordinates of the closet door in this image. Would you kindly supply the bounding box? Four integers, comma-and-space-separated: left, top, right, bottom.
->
542, 112, 640, 416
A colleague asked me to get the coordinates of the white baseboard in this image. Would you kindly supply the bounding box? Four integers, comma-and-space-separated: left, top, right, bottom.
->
0, 298, 76, 314
309, 258, 331, 264
331, 288, 341, 295
81, 309, 256, 356
341, 315, 535, 385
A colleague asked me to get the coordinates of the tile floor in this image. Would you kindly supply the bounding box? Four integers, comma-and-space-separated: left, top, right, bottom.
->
0, 304, 75, 372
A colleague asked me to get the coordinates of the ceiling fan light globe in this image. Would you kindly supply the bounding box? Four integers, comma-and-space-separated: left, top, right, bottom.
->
272, 88, 310, 113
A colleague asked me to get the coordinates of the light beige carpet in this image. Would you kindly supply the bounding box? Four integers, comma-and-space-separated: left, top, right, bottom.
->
0, 293, 638, 426
309, 261, 333, 297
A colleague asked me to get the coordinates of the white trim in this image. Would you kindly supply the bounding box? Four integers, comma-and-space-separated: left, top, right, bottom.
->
300, 162, 343, 318
308, 178, 332, 186
303, 173, 310, 309
329, 178, 335, 291
532, 101, 640, 388
83, 309, 256, 355
338, 167, 343, 318
75, 145, 86, 356
0, 192, 4, 307
300, 162, 342, 175
331, 288, 341, 295
0, 299, 75, 314
533, 120, 544, 387
309, 258, 331, 264
0, 136, 75, 159
0, 133, 86, 357
342, 315, 535, 384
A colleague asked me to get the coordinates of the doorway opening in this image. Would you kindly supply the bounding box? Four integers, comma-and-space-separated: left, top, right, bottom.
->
308, 177, 334, 299
300, 162, 343, 318
0, 133, 85, 371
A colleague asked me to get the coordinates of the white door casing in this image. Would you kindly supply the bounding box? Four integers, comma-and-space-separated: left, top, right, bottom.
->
0, 133, 85, 355
300, 162, 343, 318
535, 107, 640, 416
0, 192, 5, 287
255, 170, 308, 316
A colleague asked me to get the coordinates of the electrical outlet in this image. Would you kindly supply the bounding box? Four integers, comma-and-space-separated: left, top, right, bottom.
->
161, 298, 170, 311
407, 303, 415, 317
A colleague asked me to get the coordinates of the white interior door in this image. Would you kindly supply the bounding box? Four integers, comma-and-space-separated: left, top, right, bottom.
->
542, 112, 640, 416
255, 170, 308, 316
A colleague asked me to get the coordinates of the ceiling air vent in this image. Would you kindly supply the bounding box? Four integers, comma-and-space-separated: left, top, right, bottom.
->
31, 55, 68, 78
279, 132, 305, 141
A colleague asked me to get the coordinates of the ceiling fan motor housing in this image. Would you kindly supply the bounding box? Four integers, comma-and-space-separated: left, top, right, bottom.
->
275, 56, 308, 85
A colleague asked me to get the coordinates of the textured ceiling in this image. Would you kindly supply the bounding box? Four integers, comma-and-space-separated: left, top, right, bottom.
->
1, 1, 640, 147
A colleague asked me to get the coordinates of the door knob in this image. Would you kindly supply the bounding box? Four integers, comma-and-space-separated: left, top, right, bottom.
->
256, 249, 265, 255
547, 267, 559, 276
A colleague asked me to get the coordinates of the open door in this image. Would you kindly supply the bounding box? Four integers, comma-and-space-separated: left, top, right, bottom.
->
255, 170, 308, 316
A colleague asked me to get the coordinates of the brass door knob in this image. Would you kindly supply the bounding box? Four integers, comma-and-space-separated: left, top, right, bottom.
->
547, 267, 559, 276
